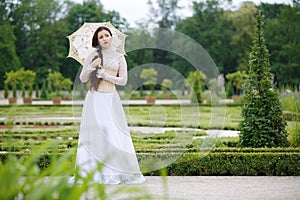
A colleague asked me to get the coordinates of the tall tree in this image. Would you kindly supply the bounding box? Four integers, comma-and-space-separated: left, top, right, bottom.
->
147, 0, 180, 29
146, 0, 181, 79
226, 2, 257, 71
126, 27, 153, 70
258, 3, 284, 20
0, 0, 20, 88
264, 4, 300, 88
239, 11, 288, 148
0, 25, 20, 73
293, 0, 300, 6
65, 0, 127, 32
8, 0, 65, 84
176, 0, 234, 75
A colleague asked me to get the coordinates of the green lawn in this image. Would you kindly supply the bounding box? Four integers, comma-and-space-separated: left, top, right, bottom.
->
0, 104, 241, 154
124, 105, 240, 129
0, 104, 296, 131
1, 104, 239, 129
0, 105, 74, 118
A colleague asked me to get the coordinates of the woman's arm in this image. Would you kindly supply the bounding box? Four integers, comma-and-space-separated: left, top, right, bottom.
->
102, 56, 128, 86
79, 51, 100, 83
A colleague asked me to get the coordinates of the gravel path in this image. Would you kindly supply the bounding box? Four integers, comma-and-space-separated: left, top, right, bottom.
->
104, 176, 300, 200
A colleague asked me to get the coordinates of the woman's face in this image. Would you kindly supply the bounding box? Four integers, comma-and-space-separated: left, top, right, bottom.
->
97, 30, 112, 50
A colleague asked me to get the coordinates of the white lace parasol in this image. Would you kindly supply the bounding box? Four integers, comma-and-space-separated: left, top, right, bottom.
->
67, 22, 127, 65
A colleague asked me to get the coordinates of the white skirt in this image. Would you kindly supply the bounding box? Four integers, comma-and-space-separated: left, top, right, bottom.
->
75, 91, 145, 184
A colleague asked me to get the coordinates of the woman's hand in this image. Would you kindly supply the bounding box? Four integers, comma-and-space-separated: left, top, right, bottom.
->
90, 58, 102, 69
96, 68, 106, 78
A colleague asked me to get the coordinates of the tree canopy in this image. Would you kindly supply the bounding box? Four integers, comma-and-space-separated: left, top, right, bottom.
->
0, 0, 299, 90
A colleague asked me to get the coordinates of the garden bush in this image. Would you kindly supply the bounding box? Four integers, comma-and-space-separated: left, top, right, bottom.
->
1, 149, 299, 176
165, 152, 300, 176
239, 11, 288, 148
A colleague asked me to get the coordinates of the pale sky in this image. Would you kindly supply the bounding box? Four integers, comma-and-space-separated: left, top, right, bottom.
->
74, 0, 293, 27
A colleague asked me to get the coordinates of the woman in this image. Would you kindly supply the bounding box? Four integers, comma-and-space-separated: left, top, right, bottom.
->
75, 26, 145, 184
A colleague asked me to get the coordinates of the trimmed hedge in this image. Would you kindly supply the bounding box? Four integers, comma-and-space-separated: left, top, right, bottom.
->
283, 111, 300, 121
1, 151, 299, 176
164, 152, 300, 176
136, 147, 300, 153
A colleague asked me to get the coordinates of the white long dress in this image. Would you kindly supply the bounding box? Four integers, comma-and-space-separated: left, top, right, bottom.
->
75, 48, 145, 184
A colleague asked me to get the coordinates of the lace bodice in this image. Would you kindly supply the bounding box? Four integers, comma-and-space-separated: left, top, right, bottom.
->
79, 48, 128, 92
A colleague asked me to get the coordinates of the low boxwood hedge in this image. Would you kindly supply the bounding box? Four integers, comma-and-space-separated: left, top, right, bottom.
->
164, 152, 300, 176
1, 151, 299, 176
283, 111, 300, 121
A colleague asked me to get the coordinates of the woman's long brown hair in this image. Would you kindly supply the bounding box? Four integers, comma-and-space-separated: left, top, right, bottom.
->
89, 26, 112, 90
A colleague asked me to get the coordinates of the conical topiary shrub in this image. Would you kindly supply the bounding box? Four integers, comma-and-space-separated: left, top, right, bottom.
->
239, 11, 288, 148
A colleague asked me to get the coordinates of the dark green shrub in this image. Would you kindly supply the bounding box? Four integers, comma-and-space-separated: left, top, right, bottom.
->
4, 84, 9, 99
35, 84, 39, 98
41, 81, 47, 99
12, 87, 17, 98
21, 85, 25, 98
166, 152, 300, 176
239, 11, 288, 148
2, 150, 299, 176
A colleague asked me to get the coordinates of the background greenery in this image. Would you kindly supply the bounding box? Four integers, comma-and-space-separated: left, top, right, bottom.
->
0, 0, 299, 92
